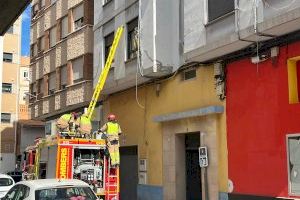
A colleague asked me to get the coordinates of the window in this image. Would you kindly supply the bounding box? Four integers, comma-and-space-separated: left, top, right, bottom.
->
127, 18, 139, 59
207, 0, 234, 22
23, 70, 29, 80
103, 0, 113, 5
2, 83, 12, 93
287, 134, 300, 195
48, 72, 56, 95
35, 187, 97, 200
60, 65, 67, 89
38, 37, 44, 52
6, 26, 13, 34
32, 4, 39, 18
3, 52, 13, 62
33, 43, 38, 56
288, 57, 300, 104
73, 4, 84, 30
61, 16, 68, 39
39, 0, 45, 9
38, 79, 44, 96
182, 69, 196, 81
49, 27, 57, 48
1, 113, 11, 123
51, 0, 56, 4
104, 32, 114, 62
72, 57, 83, 83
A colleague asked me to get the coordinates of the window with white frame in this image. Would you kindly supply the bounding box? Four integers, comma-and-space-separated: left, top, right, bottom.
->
72, 57, 83, 83
73, 4, 84, 31
60, 65, 67, 89
1, 113, 11, 123
61, 16, 68, 39
287, 135, 300, 195
23, 70, 29, 80
127, 17, 139, 59
49, 26, 57, 48
2, 83, 12, 93
3, 52, 13, 62
207, 0, 234, 22
48, 72, 56, 95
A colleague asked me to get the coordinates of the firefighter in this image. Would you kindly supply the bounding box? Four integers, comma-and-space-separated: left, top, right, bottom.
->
99, 114, 122, 167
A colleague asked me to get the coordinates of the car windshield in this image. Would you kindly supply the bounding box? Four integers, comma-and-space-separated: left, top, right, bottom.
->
0, 178, 13, 186
35, 186, 97, 200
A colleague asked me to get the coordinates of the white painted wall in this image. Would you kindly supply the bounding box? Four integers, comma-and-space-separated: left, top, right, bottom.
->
20, 126, 45, 155
184, 0, 300, 61
0, 153, 16, 173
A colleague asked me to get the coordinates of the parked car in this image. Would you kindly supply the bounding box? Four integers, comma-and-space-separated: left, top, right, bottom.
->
6, 171, 22, 183
1, 179, 98, 200
0, 174, 15, 198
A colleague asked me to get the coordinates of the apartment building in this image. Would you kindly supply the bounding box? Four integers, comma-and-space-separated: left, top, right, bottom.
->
0, 17, 25, 173
94, 1, 226, 200
184, 0, 300, 200
29, 0, 94, 131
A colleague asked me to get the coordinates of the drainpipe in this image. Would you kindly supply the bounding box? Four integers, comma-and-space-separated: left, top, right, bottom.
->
153, 0, 157, 73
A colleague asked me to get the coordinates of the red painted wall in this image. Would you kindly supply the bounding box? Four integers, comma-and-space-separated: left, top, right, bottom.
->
227, 41, 300, 197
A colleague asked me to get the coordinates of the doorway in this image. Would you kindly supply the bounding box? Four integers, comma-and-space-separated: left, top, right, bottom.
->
185, 133, 201, 200
120, 146, 138, 200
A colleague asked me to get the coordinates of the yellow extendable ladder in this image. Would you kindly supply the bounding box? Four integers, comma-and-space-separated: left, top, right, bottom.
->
86, 26, 124, 120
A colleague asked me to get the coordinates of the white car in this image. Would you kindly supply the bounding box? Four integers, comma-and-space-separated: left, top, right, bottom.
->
0, 174, 15, 198
1, 179, 98, 200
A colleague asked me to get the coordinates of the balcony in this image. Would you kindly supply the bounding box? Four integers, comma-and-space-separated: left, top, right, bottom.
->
67, 25, 93, 61
30, 81, 93, 119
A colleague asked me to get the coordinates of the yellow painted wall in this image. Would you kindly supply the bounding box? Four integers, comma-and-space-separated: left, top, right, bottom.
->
103, 65, 228, 190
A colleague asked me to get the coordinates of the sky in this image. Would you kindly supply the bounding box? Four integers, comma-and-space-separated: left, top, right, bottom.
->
21, 5, 31, 56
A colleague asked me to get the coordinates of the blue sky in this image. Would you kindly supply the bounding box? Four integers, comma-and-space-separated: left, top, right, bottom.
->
21, 5, 31, 56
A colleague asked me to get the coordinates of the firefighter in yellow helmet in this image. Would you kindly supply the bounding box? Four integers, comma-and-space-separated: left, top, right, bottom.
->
99, 114, 122, 167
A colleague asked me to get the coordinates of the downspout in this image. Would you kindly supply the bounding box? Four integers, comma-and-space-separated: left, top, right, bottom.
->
153, 0, 157, 73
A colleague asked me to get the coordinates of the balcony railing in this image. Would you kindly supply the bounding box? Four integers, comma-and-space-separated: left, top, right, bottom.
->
30, 80, 92, 119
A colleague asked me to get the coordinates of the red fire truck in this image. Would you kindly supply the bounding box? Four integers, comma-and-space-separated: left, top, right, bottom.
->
22, 136, 119, 200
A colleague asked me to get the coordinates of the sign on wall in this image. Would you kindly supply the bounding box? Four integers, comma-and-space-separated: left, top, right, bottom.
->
199, 146, 208, 168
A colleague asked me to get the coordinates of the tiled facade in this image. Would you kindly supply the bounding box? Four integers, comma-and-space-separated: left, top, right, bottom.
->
29, 0, 94, 120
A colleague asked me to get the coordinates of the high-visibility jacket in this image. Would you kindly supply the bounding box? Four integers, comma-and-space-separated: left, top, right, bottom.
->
78, 114, 92, 134
106, 122, 120, 136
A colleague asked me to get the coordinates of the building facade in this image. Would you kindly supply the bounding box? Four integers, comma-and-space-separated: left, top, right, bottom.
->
0, 17, 24, 173
94, 0, 227, 200
184, 0, 300, 199
29, 0, 94, 128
